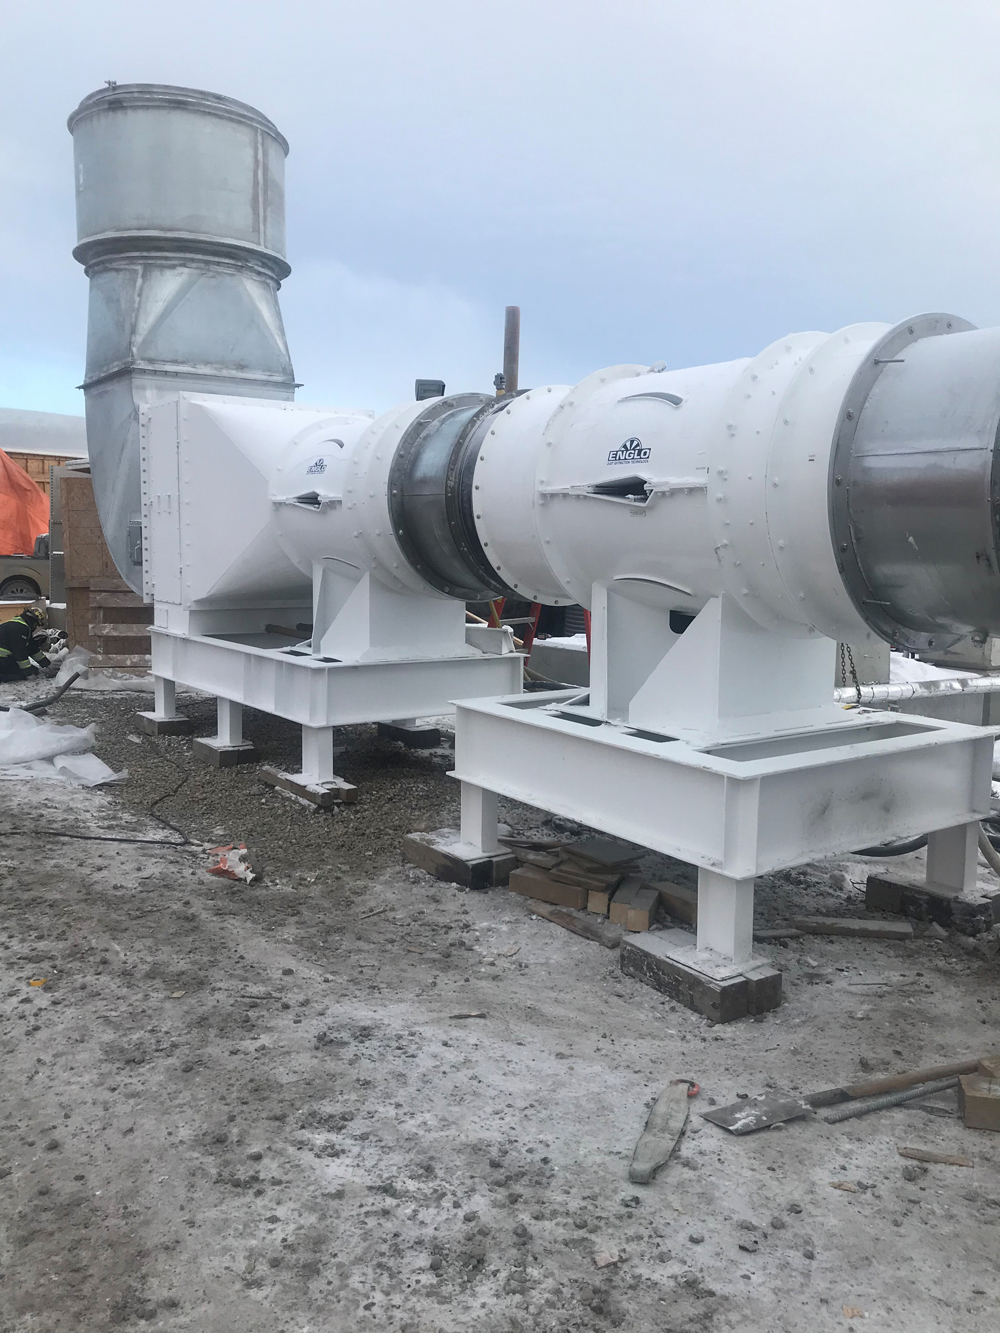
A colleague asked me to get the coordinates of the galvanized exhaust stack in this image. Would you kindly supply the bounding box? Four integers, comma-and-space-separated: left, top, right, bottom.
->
68, 84, 297, 591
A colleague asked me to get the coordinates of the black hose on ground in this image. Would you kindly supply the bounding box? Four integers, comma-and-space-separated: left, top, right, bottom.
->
853, 834, 930, 857
0, 671, 82, 712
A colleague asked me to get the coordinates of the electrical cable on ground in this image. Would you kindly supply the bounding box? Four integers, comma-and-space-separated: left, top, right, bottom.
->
1, 739, 196, 851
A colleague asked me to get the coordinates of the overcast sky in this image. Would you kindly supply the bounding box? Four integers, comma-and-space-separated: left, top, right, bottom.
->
3, 1, 1000, 416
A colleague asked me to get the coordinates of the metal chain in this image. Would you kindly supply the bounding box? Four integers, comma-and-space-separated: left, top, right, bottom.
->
840, 642, 862, 704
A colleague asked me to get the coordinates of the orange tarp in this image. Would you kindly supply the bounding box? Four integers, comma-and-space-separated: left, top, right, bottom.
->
0, 446, 48, 555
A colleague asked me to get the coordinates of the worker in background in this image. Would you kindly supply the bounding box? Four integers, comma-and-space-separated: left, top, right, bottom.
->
0, 608, 53, 682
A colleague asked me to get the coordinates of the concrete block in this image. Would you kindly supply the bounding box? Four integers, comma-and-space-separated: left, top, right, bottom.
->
865, 872, 999, 936
620, 934, 749, 1024
135, 711, 193, 737
193, 738, 256, 768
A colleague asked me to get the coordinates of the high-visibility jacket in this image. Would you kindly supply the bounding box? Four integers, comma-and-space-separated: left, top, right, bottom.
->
0, 616, 50, 680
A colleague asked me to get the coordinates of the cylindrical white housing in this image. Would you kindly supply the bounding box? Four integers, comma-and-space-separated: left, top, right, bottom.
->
263, 312, 1000, 656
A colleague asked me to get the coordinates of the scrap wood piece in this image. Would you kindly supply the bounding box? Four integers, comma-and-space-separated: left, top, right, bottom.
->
830, 1181, 859, 1193
510, 863, 588, 911
790, 916, 913, 940
898, 1146, 973, 1167
525, 899, 624, 949
649, 878, 698, 926
609, 876, 659, 931
629, 1080, 693, 1184
449, 1011, 487, 1019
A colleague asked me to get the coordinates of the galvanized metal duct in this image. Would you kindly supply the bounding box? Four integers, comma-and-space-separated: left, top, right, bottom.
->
68, 84, 296, 592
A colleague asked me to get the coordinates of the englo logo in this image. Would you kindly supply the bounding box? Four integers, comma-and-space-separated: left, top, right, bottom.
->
607, 437, 651, 466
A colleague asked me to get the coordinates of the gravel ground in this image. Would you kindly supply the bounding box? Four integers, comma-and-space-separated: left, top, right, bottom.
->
2, 684, 1000, 1332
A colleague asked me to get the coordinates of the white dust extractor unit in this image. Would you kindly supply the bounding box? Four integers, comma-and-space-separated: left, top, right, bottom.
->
71, 86, 997, 1007
68, 85, 522, 797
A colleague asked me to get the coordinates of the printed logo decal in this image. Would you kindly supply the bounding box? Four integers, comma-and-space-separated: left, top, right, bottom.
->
306, 457, 327, 474
607, 437, 651, 466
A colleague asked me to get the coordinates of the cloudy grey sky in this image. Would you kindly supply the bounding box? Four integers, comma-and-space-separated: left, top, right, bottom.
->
3, 0, 1000, 416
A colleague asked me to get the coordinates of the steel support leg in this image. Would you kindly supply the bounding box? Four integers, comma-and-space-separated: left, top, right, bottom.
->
301, 726, 336, 784
217, 697, 243, 746
696, 868, 755, 964
154, 676, 177, 717
926, 821, 979, 892
138, 676, 192, 735
460, 782, 499, 855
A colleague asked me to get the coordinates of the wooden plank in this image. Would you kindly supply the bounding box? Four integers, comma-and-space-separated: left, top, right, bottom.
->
563, 836, 639, 870
628, 1080, 691, 1184
649, 878, 698, 926
509, 864, 588, 911
959, 1074, 1000, 1131
791, 916, 914, 940
88, 590, 150, 609
88, 624, 153, 639
609, 875, 643, 925
524, 899, 623, 949
898, 1146, 973, 1168
625, 886, 659, 932
549, 865, 622, 892
258, 765, 358, 809
587, 887, 613, 916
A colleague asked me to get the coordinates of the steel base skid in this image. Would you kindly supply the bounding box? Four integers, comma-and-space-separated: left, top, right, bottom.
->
150, 629, 521, 730
449, 688, 994, 1018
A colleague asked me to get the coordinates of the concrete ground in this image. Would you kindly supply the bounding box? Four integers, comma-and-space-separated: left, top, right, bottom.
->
1, 683, 999, 1333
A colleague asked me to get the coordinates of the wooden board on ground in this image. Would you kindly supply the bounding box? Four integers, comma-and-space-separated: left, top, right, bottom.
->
609, 876, 658, 931
959, 1074, 1000, 1131
563, 837, 639, 870
523, 899, 623, 949
588, 887, 614, 916
648, 879, 698, 926
629, 1080, 691, 1184
898, 1146, 973, 1167
791, 916, 914, 940
509, 864, 588, 911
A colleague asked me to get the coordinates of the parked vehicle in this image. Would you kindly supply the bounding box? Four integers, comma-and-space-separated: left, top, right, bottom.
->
0, 550, 50, 600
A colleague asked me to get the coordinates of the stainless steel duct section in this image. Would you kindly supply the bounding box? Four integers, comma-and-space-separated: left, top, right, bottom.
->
831, 314, 1000, 652
68, 84, 296, 592
387, 393, 513, 600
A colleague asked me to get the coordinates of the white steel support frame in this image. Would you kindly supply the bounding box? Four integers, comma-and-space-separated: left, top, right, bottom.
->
452, 689, 995, 965
149, 629, 522, 731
